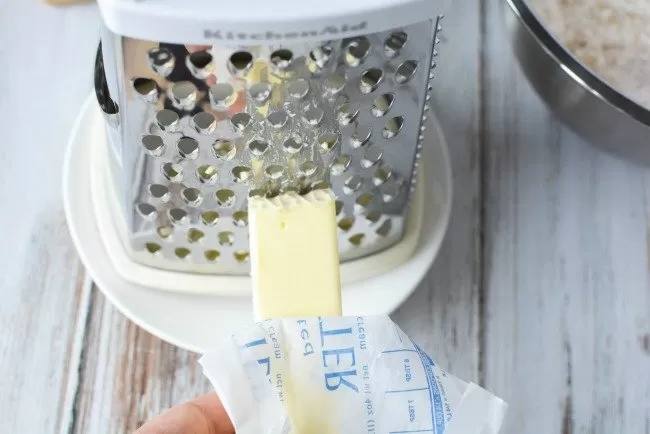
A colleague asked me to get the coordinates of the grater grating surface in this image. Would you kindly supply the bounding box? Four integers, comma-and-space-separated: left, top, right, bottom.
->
95, 17, 443, 275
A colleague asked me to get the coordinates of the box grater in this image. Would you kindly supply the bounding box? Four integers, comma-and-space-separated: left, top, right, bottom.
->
94, 0, 443, 275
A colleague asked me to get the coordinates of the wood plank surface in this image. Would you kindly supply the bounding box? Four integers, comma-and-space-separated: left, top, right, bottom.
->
1, 0, 649, 433
0, 2, 100, 433
393, 0, 483, 381
482, 1, 650, 433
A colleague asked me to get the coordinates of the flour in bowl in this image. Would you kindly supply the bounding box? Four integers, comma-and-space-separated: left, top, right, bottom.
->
530, 0, 650, 109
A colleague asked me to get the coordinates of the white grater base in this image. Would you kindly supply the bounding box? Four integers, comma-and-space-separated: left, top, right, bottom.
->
63, 95, 452, 351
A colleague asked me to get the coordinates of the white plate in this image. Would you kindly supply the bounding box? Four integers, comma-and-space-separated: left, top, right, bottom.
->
63, 96, 453, 353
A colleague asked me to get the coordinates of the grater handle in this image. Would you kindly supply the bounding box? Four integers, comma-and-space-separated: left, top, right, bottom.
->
94, 42, 119, 117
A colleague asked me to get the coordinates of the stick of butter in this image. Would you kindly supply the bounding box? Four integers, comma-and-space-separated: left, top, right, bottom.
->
248, 189, 342, 321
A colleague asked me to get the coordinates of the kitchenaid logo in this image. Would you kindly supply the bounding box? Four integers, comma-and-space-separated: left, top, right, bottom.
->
204, 21, 367, 41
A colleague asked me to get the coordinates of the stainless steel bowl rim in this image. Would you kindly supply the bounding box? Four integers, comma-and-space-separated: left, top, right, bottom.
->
506, 0, 650, 127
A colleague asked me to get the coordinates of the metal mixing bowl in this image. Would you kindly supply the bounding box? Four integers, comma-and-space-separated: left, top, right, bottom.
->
504, 0, 650, 164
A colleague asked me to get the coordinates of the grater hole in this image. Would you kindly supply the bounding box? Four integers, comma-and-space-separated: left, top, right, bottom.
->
267, 187, 282, 199
312, 181, 330, 190
298, 161, 318, 177
142, 135, 165, 156
157, 226, 173, 240
187, 50, 212, 69
282, 137, 303, 154
228, 51, 254, 76
338, 216, 354, 232
343, 175, 363, 195
318, 132, 339, 154
382, 116, 404, 139
307, 45, 333, 72
187, 228, 205, 243
177, 137, 199, 159
249, 83, 272, 105
249, 189, 266, 198
147, 47, 175, 77
156, 110, 180, 131
373, 166, 393, 186
384, 32, 408, 58
287, 79, 310, 100
267, 111, 289, 129
361, 146, 383, 168
376, 219, 392, 237
270, 49, 293, 70
233, 211, 248, 227
209, 83, 237, 109
196, 165, 218, 184
212, 139, 237, 161
136, 203, 157, 220
354, 192, 374, 213
351, 125, 371, 148
162, 162, 183, 182
170, 81, 198, 109
234, 251, 250, 263
192, 112, 217, 134
298, 181, 313, 195
348, 233, 365, 247
266, 165, 285, 180
359, 68, 383, 94
365, 210, 382, 224
181, 187, 203, 207
248, 139, 269, 157
337, 102, 360, 125
218, 231, 234, 246
372, 93, 394, 117
216, 189, 236, 207
331, 154, 351, 175
204, 249, 221, 261
335, 200, 344, 216
381, 183, 401, 203
169, 208, 189, 225
232, 166, 253, 183
323, 75, 346, 96
200, 210, 219, 226
344, 37, 371, 67
282, 186, 299, 195
145, 242, 162, 254
302, 105, 324, 127
175, 247, 191, 259
395, 60, 419, 85
132, 78, 158, 101
231, 113, 252, 134
149, 184, 170, 202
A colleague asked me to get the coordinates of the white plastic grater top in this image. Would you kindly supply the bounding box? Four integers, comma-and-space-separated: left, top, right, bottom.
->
98, 0, 440, 45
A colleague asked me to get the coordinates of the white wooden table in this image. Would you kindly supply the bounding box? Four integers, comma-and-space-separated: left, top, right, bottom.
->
1, 1, 649, 433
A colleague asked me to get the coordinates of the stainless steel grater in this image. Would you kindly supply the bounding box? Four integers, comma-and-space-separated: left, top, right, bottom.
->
94, 0, 443, 275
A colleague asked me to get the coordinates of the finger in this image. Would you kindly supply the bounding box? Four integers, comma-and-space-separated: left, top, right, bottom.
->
134, 393, 234, 434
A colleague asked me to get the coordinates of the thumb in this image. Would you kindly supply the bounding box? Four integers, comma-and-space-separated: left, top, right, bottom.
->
135, 393, 234, 434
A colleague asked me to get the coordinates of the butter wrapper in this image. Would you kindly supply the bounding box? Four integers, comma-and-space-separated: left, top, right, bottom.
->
200, 315, 507, 434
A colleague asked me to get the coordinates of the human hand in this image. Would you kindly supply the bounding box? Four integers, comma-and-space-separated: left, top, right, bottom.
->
134, 393, 234, 434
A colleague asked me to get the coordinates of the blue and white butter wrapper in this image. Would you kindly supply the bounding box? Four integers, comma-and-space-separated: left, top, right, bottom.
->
200, 315, 507, 434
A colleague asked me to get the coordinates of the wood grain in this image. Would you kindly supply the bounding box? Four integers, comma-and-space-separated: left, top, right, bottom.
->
393, 0, 483, 381
0, 2, 101, 434
482, 1, 650, 433
67, 290, 213, 433
2, 0, 650, 433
